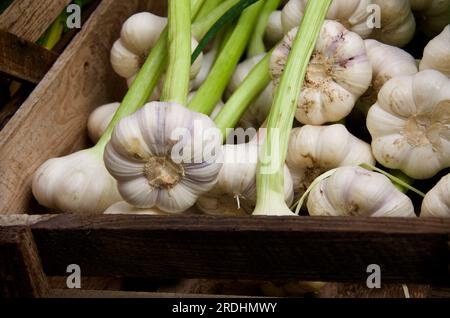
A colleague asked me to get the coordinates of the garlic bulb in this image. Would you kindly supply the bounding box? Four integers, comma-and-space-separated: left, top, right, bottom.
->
410, 0, 450, 37
358, 39, 418, 110
87, 103, 120, 143
192, 46, 217, 90
110, 12, 202, 82
281, 0, 373, 39
32, 149, 122, 214
227, 54, 273, 128
104, 201, 170, 215
420, 25, 450, 78
307, 166, 416, 217
286, 124, 375, 197
271, 21, 372, 125
421, 174, 450, 217
103, 102, 223, 213
197, 143, 294, 215
370, 0, 416, 47
367, 70, 450, 179
264, 10, 284, 47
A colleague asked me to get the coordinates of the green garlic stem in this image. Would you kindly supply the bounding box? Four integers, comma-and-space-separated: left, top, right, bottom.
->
161, 0, 191, 105
247, 0, 280, 57
253, 0, 332, 215
214, 52, 271, 140
95, 0, 239, 151
188, 0, 264, 115
196, 0, 223, 20
191, 0, 207, 20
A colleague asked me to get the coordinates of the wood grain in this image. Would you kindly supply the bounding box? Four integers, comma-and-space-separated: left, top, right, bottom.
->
0, 226, 49, 297
0, 30, 58, 83
0, 0, 71, 42
30, 215, 450, 284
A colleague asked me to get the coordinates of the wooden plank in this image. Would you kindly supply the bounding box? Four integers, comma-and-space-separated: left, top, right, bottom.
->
0, 0, 71, 42
0, 31, 58, 84
0, 226, 49, 297
31, 215, 450, 284
318, 283, 432, 298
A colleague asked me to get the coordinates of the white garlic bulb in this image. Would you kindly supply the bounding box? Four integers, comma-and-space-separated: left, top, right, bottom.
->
367, 70, 450, 179
286, 124, 375, 197
32, 149, 122, 214
104, 201, 170, 215
87, 102, 120, 143
421, 174, 450, 217
192, 47, 217, 90
271, 21, 372, 125
307, 166, 416, 217
370, 0, 416, 47
197, 143, 294, 215
111, 12, 202, 82
410, 0, 450, 37
103, 102, 223, 213
281, 0, 373, 39
227, 54, 273, 129
358, 39, 418, 110
420, 25, 450, 78
264, 10, 284, 47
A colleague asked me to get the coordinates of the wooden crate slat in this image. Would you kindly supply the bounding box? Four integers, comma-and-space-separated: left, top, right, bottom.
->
30, 215, 450, 284
0, 0, 71, 42
0, 30, 59, 83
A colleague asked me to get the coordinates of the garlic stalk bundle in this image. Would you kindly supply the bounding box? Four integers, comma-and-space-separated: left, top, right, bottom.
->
286, 124, 375, 198
420, 25, 450, 78
103, 102, 223, 213
271, 21, 372, 125
110, 12, 203, 83
197, 143, 294, 216
264, 10, 284, 47
410, 0, 450, 37
281, 0, 373, 39
421, 174, 450, 217
32, 149, 122, 214
307, 166, 416, 217
87, 103, 120, 143
367, 70, 450, 179
358, 39, 418, 111
370, 0, 416, 47
227, 54, 273, 128
104, 201, 171, 215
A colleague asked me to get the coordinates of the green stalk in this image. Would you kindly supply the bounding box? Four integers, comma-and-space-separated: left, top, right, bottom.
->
161, 0, 191, 105
196, 0, 223, 20
95, 0, 240, 151
214, 52, 271, 140
40, 15, 64, 50
247, 0, 280, 57
253, 0, 332, 216
191, 0, 207, 20
188, 0, 264, 115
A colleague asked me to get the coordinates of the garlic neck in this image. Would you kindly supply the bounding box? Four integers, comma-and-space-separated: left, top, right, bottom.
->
143, 156, 184, 189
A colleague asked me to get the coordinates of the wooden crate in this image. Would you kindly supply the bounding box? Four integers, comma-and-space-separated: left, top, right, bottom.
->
0, 0, 449, 298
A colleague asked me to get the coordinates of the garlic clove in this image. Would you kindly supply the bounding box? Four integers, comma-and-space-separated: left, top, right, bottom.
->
420, 25, 450, 78
87, 102, 120, 143
32, 149, 122, 214
307, 166, 416, 217
264, 10, 284, 47
421, 174, 450, 217
110, 39, 141, 78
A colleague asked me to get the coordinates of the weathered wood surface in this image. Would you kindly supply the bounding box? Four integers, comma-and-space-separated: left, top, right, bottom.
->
0, 0, 71, 42
30, 215, 450, 284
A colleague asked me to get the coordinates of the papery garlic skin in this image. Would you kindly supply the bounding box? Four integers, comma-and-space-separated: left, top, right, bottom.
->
104, 102, 223, 213
111, 12, 202, 82
370, 0, 416, 47
411, 0, 450, 37
87, 103, 120, 143
358, 39, 418, 110
227, 54, 273, 128
104, 201, 170, 215
420, 25, 450, 78
286, 124, 375, 197
421, 174, 450, 217
307, 166, 416, 217
281, 0, 373, 39
197, 143, 294, 216
367, 70, 450, 179
264, 11, 284, 47
271, 21, 372, 125
32, 149, 122, 214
